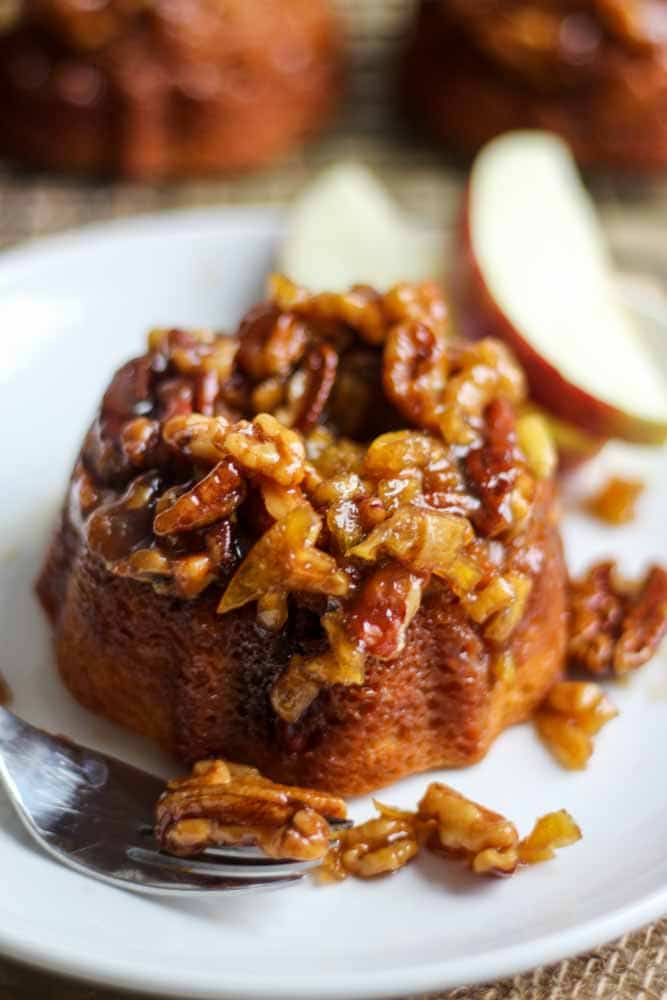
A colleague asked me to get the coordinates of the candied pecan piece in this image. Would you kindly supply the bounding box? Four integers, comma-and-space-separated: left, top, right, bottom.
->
156, 759, 346, 861
271, 274, 388, 346
153, 459, 245, 536
224, 413, 305, 488
586, 477, 644, 526
568, 562, 667, 676
465, 398, 524, 538
292, 343, 339, 433
568, 562, 624, 673
162, 413, 229, 465
324, 816, 418, 880
615, 566, 667, 674
364, 430, 445, 478
120, 417, 161, 469
535, 681, 618, 770
383, 321, 448, 431
518, 811, 582, 865
346, 563, 425, 660
440, 339, 525, 447
218, 503, 349, 617
237, 303, 308, 380
418, 783, 519, 876
383, 281, 448, 335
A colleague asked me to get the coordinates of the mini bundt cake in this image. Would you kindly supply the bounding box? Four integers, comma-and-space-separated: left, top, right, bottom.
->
0, 0, 342, 178
404, 0, 667, 172
37, 276, 567, 795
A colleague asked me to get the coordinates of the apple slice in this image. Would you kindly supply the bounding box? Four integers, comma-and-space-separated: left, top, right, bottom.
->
460, 132, 667, 445
279, 162, 442, 292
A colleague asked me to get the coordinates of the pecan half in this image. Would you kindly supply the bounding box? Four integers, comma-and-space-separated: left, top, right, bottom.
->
156, 760, 347, 860
568, 562, 667, 676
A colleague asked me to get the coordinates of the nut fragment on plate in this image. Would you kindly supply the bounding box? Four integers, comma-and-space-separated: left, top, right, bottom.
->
585, 476, 644, 525
322, 782, 581, 882
535, 681, 618, 770
568, 562, 667, 676
155, 759, 347, 861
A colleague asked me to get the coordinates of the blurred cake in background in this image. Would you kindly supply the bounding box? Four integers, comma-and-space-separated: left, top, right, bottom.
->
403, 0, 667, 172
0, 0, 342, 178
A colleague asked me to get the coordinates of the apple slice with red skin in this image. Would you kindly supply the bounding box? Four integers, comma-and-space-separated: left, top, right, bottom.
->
458, 132, 667, 446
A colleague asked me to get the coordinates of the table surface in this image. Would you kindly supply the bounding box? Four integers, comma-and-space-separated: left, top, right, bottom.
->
1, 1, 666, 997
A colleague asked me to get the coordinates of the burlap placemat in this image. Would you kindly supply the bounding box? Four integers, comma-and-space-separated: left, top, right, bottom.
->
1, 1, 666, 997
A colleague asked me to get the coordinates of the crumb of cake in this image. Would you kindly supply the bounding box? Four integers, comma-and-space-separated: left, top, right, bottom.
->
155, 759, 346, 861
568, 562, 667, 676
586, 477, 644, 525
535, 681, 618, 770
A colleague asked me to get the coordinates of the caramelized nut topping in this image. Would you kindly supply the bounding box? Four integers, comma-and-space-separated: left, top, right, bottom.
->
568, 562, 667, 676
76, 276, 553, 722
156, 759, 347, 861
535, 681, 618, 770
322, 781, 581, 882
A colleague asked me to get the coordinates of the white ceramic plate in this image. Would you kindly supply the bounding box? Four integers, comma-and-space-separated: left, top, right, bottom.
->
0, 208, 666, 1000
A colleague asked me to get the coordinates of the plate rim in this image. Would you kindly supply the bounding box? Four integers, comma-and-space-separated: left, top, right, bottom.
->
0, 204, 665, 999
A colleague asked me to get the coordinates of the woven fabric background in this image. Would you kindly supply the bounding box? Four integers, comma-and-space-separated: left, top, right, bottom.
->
1, 1, 666, 997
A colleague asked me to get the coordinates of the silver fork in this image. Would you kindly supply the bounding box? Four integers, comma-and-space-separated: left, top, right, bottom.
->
0, 707, 349, 896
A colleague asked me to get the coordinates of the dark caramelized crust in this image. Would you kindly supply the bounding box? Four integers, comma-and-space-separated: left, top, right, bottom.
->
404, 0, 667, 171
0, 0, 342, 178
37, 277, 567, 795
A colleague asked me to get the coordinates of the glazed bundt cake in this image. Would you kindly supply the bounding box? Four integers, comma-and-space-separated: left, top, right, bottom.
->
37, 276, 567, 795
404, 0, 667, 172
0, 0, 342, 178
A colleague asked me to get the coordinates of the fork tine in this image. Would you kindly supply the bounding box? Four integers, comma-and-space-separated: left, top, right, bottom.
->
128, 846, 316, 881
199, 816, 353, 862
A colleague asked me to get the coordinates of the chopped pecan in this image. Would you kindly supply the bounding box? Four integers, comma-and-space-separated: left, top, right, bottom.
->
418, 783, 520, 876
153, 459, 244, 535
440, 340, 526, 448
292, 343, 339, 434
322, 783, 581, 882
323, 816, 418, 880
236, 303, 308, 380
535, 681, 618, 770
465, 398, 523, 538
162, 413, 228, 465
383, 321, 448, 432
156, 759, 346, 860
224, 413, 305, 487
346, 563, 424, 660
568, 562, 667, 676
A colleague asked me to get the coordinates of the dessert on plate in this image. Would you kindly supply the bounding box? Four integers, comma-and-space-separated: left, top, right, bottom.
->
37, 275, 568, 795
403, 0, 667, 171
0, 0, 342, 178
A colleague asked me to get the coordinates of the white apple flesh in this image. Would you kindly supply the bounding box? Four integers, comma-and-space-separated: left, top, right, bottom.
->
460, 132, 667, 445
279, 162, 442, 293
